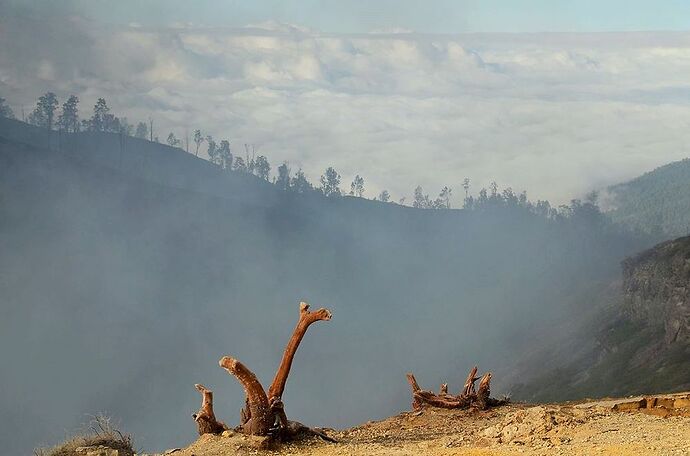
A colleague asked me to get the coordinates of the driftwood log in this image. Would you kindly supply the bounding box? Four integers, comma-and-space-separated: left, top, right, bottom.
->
406, 366, 507, 411
194, 301, 335, 442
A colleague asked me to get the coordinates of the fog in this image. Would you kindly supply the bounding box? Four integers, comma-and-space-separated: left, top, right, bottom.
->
0, 118, 649, 454
1, 2, 676, 454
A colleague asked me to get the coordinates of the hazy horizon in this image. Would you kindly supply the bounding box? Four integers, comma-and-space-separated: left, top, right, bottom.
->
4, 2, 690, 205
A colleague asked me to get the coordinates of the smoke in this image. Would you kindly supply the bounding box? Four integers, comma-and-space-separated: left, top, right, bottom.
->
0, 4, 673, 454
0, 121, 647, 453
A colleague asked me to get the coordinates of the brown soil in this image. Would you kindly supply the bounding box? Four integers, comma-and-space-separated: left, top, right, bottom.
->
172, 393, 690, 456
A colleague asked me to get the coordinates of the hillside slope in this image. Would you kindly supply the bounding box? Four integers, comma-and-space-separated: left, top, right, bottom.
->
512, 236, 690, 403
607, 158, 690, 238
0, 120, 650, 454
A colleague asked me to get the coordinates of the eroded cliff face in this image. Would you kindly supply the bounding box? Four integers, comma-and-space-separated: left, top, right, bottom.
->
511, 236, 690, 402
622, 235, 690, 346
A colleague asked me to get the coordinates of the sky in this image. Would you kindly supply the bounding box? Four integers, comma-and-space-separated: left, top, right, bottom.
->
8, 0, 690, 33
3, 1, 690, 204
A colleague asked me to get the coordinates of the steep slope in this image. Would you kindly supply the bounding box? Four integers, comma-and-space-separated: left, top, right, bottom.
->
606, 158, 690, 238
622, 235, 690, 346
512, 236, 690, 403
0, 121, 647, 454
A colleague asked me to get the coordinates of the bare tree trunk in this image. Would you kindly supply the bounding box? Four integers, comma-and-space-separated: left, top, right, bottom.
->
219, 357, 272, 435
210, 301, 334, 442
268, 302, 332, 401
192, 384, 227, 435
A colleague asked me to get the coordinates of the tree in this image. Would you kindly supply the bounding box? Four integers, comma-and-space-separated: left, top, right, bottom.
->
276, 162, 291, 191
254, 155, 271, 181
134, 122, 148, 139
320, 167, 341, 197
29, 92, 59, 130
0, 97, 15, 119
490, 181, 499, 199
413, 186, 431, 209
350, 175, 365, 197
206, 136, 218, 164
89, 98, 108, 131
433, 186, 452, 209
57, 95, 79, 132
119, 117, 133, 136
290, 169, 313, 193
378, 190, 390, 203
167, 132, 181, 147
233, 156, 247, 172
244, 144, 256, 175
218, 140, 232, 169
87, 98, 120, 132
462, 178, 470, 199
193, 129, 204, 157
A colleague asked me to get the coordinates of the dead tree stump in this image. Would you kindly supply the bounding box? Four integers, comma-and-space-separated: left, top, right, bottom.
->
406, 366, 507, 411
192, 384, 228, 435
207, 301, 334, 442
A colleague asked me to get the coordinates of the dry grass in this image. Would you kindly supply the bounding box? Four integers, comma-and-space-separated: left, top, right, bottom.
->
34, 414, 134, 456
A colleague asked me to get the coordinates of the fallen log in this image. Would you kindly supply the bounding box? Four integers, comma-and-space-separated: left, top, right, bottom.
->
406, 366, 508, 411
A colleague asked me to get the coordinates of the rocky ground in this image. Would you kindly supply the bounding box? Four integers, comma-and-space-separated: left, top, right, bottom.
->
157, 392, 690, 456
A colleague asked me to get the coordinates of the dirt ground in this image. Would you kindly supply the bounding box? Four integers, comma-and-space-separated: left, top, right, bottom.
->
173, 394, 690, 456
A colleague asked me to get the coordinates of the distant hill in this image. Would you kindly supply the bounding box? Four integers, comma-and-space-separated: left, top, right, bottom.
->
511, 235, 690, 402
606, 158, 690, 238
0, 118, 651, 454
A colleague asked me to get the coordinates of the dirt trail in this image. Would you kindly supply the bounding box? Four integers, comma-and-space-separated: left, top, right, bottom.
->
172, 393, 690, 456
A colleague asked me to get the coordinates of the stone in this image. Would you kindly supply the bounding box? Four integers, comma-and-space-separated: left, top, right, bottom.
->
75, 446, 119, 456
673, 398, 690, 409
612, 399, 646, 411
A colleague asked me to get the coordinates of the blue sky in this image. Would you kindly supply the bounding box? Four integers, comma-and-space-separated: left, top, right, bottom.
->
7, 0, 690, 32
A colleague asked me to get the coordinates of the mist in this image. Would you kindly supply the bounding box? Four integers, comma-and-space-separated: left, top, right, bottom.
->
2, 2, 681, 454
0, 117, 649, 454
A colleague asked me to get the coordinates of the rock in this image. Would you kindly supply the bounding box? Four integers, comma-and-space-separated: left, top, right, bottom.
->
613, 399, 646, 411
674, 397, 690, 409
238, 434, 273, 450
482, 406, 591, 445
75, 446, 119, 456
622, 236, 690, 347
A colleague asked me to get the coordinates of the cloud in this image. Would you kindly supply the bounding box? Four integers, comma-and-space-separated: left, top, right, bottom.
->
3, 17, 690, 204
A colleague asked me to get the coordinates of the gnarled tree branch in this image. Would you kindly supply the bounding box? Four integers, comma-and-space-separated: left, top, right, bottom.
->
268, 302, 332, 401
219, 356, 272, 435
406, 365, 506, 411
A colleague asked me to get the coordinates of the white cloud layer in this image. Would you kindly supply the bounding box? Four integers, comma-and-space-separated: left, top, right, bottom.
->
3, 17, 690, 205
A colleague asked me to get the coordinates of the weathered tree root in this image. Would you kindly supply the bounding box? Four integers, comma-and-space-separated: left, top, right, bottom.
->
406, 366, 508, 411
192, 384, 228, 436
213, 301, 335, 443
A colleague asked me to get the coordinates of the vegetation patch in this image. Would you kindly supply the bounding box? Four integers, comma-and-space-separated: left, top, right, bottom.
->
34, 415, 134, 456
